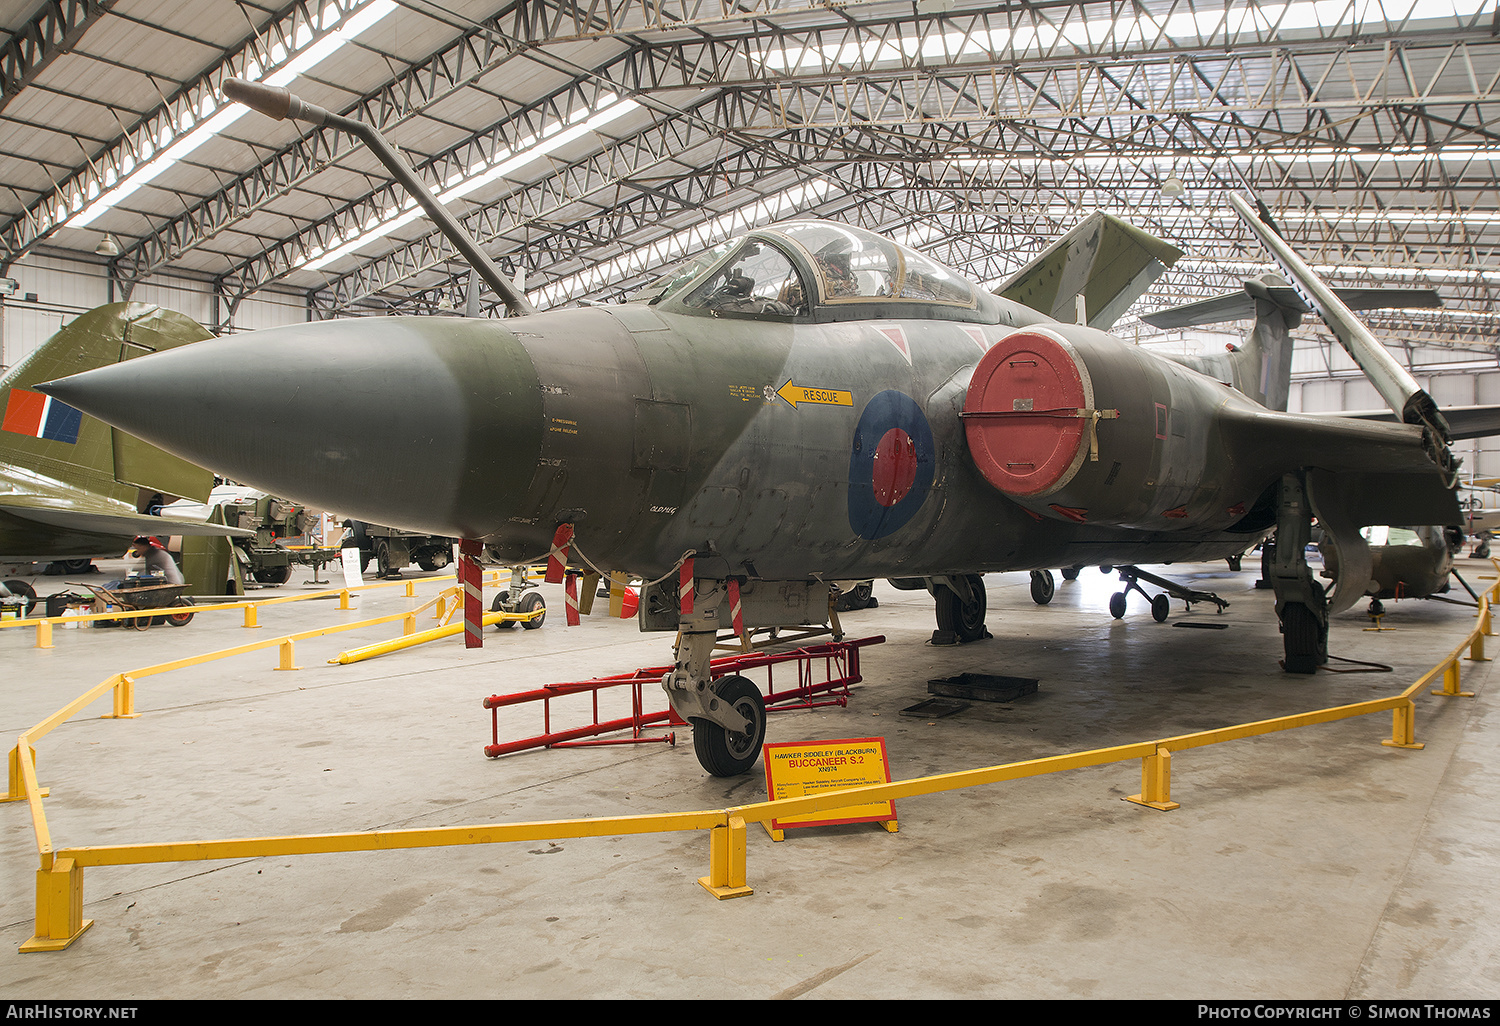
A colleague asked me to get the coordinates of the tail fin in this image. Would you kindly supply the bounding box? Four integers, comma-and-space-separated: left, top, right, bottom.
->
1, 302, 217, 507
997, 211, 1183, 329
1142, 273, 1443, 414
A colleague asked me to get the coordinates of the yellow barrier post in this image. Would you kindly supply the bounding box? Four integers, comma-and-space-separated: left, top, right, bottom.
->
4, 743, 46, 802
339, 590, 352, 610
1127, 745, 1180, 811
406, 582, 415, 597
34, 618, 52, 650
1433, 658, 1474, 698
699, 816, 752, 899
20, 857, 91, 952
103, 674, 137, 720
1383, 700, 1424, 749
244, 604, 259, 628
403, 612, 416, 636
435, 595, 448, 621
275, 640, 299, 671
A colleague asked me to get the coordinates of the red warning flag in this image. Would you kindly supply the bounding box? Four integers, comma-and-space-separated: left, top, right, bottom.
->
679, 558, 694, 616
564, 572, 580, 626
545, 523, 574, 584
460, 539, 484, 649
728, 578, 744, 636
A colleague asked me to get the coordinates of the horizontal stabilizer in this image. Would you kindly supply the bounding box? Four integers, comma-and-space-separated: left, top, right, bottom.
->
1141, 275, 1442, 329
997, 211, 1183, 329
1334, 404, 1500, 442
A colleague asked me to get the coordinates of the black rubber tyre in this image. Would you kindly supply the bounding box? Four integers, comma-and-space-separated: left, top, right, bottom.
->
518, 591, 545, 629
691, 675, 767, 777
1368, 598, 1385, 617
56, 559, 93, 574
934, 574, 987, 642
1151, 593, 1171, 622
1061, 567, 1081, 581
166, 597, 194, 627
253, 565, 291, 585
376, 542, 398, 579
1281, 602, 1324, 674
491, 590, 517, 629
1109, 592, 1128, 619
416, 548, 451, 572
1030, 570, 1055, 605
2, 579, 36, 616
836, 581, 874, 612
1227, 555, 1243, 572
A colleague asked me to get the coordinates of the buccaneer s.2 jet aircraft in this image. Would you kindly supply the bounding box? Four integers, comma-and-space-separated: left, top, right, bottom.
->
41, 80, 1463, 778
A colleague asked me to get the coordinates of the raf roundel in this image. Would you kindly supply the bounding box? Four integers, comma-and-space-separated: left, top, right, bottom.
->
847, 390, 936, 540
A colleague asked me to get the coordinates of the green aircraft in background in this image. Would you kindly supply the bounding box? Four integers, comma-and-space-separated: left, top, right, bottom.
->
0, 303, 249, 582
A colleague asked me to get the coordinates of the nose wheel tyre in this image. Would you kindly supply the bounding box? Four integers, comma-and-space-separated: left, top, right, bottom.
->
518, 591, 545, 629
692, 675, 766, 777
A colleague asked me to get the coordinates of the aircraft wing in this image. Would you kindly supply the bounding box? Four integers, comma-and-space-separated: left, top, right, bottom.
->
996, 211, 1183, 329
1219, 399, 1459, 520
1330, 405, 1500, 442
0, 497, 254, 539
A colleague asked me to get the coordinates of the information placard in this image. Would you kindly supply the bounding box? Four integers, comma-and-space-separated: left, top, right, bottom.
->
762, 737, 897, 841
340, 547, 364, 591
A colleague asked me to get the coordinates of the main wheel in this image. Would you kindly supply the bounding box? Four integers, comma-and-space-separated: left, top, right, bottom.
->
1281, 602, 1326, 674
1061, 567, 1081, 581
1151, 593, 1171, 622
376, 541, 399, 578
416, 548, 450, 572
934, 574, 987, 642
692, 675, 767, 777
518, 591, 545, 629
1029, 570, 1055, 605
1109, 592, 1128, 619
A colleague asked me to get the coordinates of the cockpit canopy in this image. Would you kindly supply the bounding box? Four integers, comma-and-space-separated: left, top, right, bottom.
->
636, 219, 1003, 325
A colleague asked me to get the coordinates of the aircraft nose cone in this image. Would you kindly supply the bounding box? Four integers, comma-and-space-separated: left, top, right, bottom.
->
40, 317, 544, 537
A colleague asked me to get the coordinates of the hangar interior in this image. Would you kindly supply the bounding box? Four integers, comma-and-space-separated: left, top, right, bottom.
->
3, 0, 1500, 472
2, 0, 1500, 1001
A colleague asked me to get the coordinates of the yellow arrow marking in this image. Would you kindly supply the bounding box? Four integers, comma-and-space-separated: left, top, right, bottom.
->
777, 380, 853, 409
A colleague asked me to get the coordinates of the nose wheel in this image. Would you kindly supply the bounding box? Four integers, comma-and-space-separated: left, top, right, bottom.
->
691, 675, 766, 777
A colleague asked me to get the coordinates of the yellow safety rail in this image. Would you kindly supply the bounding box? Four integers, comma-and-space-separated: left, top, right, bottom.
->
13, 588, 1493, 952
0, 568, 514, 648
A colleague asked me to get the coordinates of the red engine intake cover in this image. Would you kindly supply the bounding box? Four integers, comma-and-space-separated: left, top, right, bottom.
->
963, 329, 1092, 498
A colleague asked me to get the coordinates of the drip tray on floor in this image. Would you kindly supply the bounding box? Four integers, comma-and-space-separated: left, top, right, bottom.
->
926, 673, 1039, 703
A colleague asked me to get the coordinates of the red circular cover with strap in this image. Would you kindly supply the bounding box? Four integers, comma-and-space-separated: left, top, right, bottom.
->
963, 330, 1089, 498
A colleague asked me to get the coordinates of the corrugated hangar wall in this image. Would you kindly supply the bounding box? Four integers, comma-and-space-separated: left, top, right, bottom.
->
0, 252, 306, 371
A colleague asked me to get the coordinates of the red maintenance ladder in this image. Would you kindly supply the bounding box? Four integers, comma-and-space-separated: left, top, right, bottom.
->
483, 636, 884, 758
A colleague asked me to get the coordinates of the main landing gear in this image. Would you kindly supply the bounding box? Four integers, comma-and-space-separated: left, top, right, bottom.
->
661, 577, 768, 777
1106, 565, 1229, 622
930, 574, 990, 645
1268, 473, 1328, 674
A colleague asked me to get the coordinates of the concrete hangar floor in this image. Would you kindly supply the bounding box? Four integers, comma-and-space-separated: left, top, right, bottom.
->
1, 558, 1496, 1000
